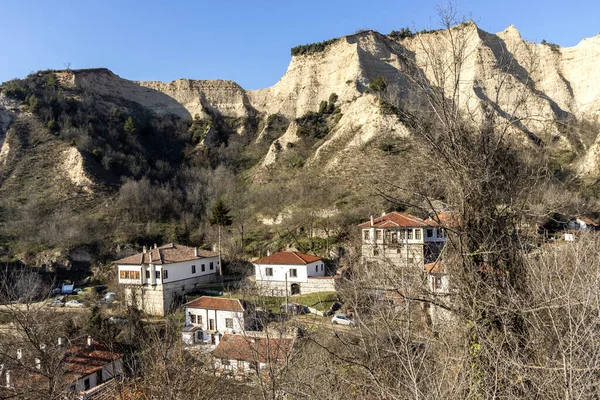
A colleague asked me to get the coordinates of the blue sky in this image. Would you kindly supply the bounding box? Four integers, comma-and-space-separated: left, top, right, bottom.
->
2, 1, 598, 90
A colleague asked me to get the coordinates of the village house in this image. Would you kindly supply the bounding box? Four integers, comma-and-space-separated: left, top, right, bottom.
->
182, 296, 257, 345
424, 260, 449, 294
212, 333, 295, 379
359, 212, 446, 268
115, 243, 219, 316
0, 336, 122, 400
567, 216, 599, 231
253, 251, 335, 296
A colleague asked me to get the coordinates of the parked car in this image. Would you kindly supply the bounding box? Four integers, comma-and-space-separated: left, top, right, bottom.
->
73, 288, 83, 294
65, 300, 85, 308
331, 314, 356, 326
47, 299, 65, 307
101, 292, 116, 303
108, 316, 128, 325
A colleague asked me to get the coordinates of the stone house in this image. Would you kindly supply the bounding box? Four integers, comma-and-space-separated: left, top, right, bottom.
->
115, 243, 219, 316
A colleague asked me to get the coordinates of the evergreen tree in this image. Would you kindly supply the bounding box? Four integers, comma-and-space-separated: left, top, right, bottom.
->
209, 199, 233, 277
124, 116, 136, 136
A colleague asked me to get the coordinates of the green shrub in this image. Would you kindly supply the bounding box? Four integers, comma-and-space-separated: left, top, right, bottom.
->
291, 38, 338, 56
47, 119, 59, 133
541, 39, 561, 52
334, 113, 343, 124
388, 27, 414, 39
328, 92, 338, 104
92, 148, 103, 160
369, 76, 387, 93
2, 80, 27, 101
45, 72, 58, 88
124, 116, 136, 136
318, 100, 328, 114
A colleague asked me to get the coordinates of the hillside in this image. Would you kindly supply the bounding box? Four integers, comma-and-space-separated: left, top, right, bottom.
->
1, 22, 600, 266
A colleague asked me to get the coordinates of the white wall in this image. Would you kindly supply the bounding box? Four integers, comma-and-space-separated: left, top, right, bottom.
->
118, 256, 218, 286
254, 260, 325, 283
185, 307, 244, 333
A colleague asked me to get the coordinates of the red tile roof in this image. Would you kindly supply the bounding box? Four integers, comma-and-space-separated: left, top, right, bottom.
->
185, 296, 245, 312
424, 260, 445, 274
253, 251, 322, 265
576, 216, 599, 227
358, 212, 431, 228
427, 212, 460, 228
114, 243, 217, 265
63, 338, 122, 379
213, 334, 294, 364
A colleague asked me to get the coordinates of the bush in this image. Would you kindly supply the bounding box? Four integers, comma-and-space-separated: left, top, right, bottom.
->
369, 76, 387, 93
1, 80, 28, 101
291, 38, 338, 56
124, 116, 136, 136
328, 92, 338, 104
318, 100, 328, 114
388, 27, 414, 39
541, 39, 561, 52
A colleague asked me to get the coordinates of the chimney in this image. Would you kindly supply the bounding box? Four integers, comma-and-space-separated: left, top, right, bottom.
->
370, 215, 374, 226
39, 343, 46, 351
57, 337, 63, 346
5, 369, 13, 389
149, 252, 153, 263
35, 358, 41, 370
16, 349, 22, 360
143, 246, 147, 254
381, 211, 386, 217
267, 250, 271, 256
87, 335, 93, 348
194, 247, 198, 257
154, 243, 157, 249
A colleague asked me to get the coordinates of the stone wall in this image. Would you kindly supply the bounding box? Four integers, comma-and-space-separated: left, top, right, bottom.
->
125, 273, 216, 316
255, 277, 337, 297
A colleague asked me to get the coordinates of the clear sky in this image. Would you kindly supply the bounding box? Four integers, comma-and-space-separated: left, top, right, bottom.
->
2, 0, 598, 90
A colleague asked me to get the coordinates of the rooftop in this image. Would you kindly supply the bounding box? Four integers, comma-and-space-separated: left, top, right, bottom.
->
253, 251, 322, 265
185, 296, 245, 312
358, 212, 431, 228
114, 243, 217, 265
212, 334, 294, 364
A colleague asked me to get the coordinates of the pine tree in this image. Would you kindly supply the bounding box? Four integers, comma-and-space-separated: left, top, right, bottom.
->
209, 199, 233, 277
124, 116, 136, 136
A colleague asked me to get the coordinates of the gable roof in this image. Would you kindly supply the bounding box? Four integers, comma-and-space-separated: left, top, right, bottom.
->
424, 260, 445, 274
575, 216, 599, 227
358, 212, 430, 228
253, 251, 322, 265
114, 243, 217, 265
213, 334, 294, 364
63, 338, 122, 379
185, 296, 245, 312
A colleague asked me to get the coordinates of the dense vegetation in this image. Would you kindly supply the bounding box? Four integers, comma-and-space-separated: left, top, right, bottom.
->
290, 38, 339, 56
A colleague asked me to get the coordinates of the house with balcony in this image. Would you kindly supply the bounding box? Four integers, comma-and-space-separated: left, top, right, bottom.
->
114, 243, 219, 316
181, 296, 258, 345
253, 251, 335, 296
359, 212, 446, 268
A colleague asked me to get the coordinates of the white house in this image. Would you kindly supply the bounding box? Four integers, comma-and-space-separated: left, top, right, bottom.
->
182, 296, 251, 345
212, 333, 295, 379
359, 212, 447, 268
253, 251, 335, 296
424, 260, 449, 294
114, 243, 219, 316
0, 336, 122, 400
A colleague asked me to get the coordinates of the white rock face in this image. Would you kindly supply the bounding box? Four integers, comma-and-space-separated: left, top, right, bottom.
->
61, 147, 94, 192
63, 25, 600, 177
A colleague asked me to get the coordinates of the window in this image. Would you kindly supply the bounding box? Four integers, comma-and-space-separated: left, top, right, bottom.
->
198, 315, 202, 325
265, 267, 273, 276
321, 264, 324, 271
202, 264, 205, 272
120, 270, 140, 280
155, 271, 160, 279
427, 229, 433, 238
376, 230, 383, 241
146, 270, 150, 279
373, 249, 380, 256
84, 378, 90, 390
437, 228, 444, 238
407, 229, 414, 240
289, 269, 297, 278
432, 276, 442, 291
316, 265, 319, 273
415, 229, 421, 240
363, 230, 370, 240
222, 359, 230, 366
225, 318, 233, 329
210, 262, 214, 270
120, 271, 125, 279
134, 271, 140, 279
237, 360, 244, 370
391, 232, 398, 243
191, 265, 196, 274
163, 270, 169, 279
